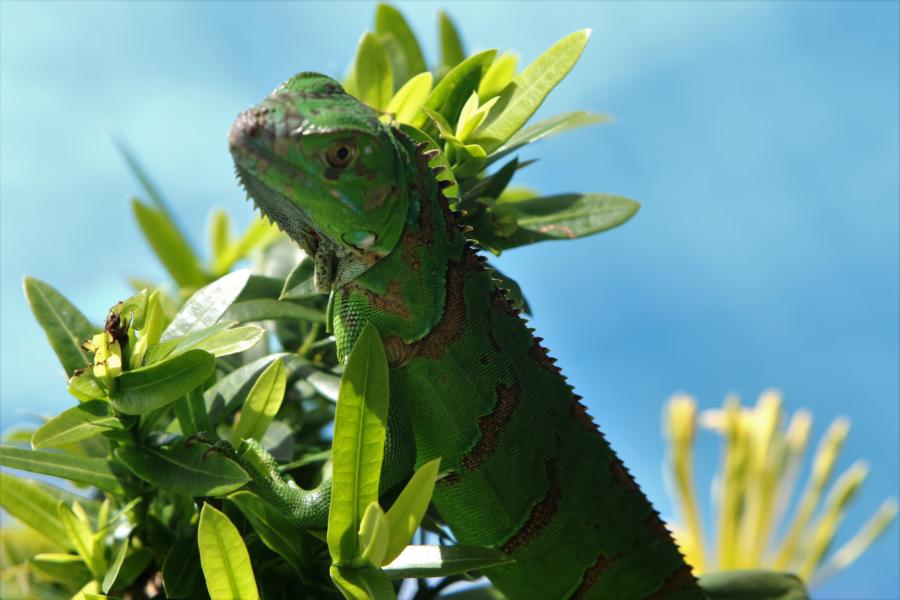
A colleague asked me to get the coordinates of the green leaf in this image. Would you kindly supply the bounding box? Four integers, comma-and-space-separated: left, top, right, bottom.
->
146, 321, 235, 364
115, 442, 249, 497
474, 30, 591, 153
0, 446, 124, 494
189, 325, 264, 358
223, 298, 326, 324
58, 502, 106, 577
212, 218, 279, 276
116, 141, 173, 219
132, 198, 207, 288
438, 10, 465, 72
375, 3, 426, 87
30, 553, 93, 590
231, 359, 286, 446
382, 545, 514, 579
327, 323, 390, 566
354, 32, 393, 111
699, 570, 810, 600
227, 491, 315, 581
101, 538, 129, 594
23, 277, 96, 375
487, 111, 608, 166
173, 388, 212, 437
0, 473, 69, 546
329, 565, 396, 600
279, 258, 317, 300
493, 193, 639, 250
130, 289, 165, 368
384, 72, 433, 125
355, 501, 390, 568
112, 349, 216, 415
162, 269, 251, 341
478, 51, 517, 101
112, 289, 149, 330
32, 401, 123, 449
209, 209, 231, 261
204, 353, 292, 425
162, 534, 204, 599
198, 503, 260, 600
383, 459, 440, 564
412, 50, 496, 129
68, 371, 108, 401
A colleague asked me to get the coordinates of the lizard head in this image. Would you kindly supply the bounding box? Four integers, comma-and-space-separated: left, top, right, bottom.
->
229, 72, 411, 290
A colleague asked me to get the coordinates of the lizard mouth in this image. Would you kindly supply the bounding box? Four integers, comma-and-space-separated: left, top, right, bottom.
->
234, 163, 343, 293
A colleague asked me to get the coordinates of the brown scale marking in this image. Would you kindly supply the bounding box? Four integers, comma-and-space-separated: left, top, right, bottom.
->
527, 338, 562, 376
352, 280, 410, 319
461, 380, 521, 470
609, 457, 642, 495
484, 309, 504, 354
570, 395, 600, 434
500, 458, 561, 553
383, 250, 478, 365
569, 552, 622, 600
641, 565, 699, 600
437, 472, 462, 487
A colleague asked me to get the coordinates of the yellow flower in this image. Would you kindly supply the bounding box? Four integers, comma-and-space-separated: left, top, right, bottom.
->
663, 390, 897, 587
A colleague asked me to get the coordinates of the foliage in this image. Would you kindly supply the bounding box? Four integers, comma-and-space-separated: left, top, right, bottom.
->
664, 391, 897, 588
0, 4, 633, 599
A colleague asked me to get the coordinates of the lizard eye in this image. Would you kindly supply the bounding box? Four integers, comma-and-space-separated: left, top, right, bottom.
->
325, 142, 357, 169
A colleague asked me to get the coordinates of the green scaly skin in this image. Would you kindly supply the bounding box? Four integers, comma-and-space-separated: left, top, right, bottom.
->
229, 73, 706, 600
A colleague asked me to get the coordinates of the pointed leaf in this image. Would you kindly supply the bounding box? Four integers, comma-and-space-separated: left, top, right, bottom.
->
474, 30, 591, 152
438, 10, 465, 72
209, 209, 231, 261
0, 473, 69, 546
131, 198, 207, 288
162, 533, 204, 599
412, 49, 496, 129
101, 538, 130, 594
232, 358, 286, 445
327, 323, 390, 566
32, 401, 123, 449
375, 3, 426, 86
112, 289, 149, 330
227, 491, 315, 581
383, 459, 440, 564
487, 111, 608, 165
162, 269, 251, 341
189, 325, 264, 358
354, 32, 393, 111
23, 277, 96, 375
112, 349, 216, 415
382, 545, 514, 579
116, 442, 249, 497
204, 353, 292, 425
478, 51, 518, 101
0, 446, 124, 494
58, 502, 106, 577
30, 553, 93, 590
223, 298, 326, 324
494, 193, 639, 250
279, 258, 317, 300
384, 72, 433, 125
355, 501, 390, 568
198, 503, 260, 600
330, 565, 396, 600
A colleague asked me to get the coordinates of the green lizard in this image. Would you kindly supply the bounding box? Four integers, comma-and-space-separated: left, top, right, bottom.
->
229, 72, 706, 600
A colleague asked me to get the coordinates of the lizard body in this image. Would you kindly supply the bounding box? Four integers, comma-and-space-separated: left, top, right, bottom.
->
229, 73, 704, 600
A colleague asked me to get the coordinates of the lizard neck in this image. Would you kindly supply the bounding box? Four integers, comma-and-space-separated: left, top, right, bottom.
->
331, 130, 467, 362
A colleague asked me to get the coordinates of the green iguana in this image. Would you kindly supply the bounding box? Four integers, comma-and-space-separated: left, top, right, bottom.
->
228, 72, 705, 600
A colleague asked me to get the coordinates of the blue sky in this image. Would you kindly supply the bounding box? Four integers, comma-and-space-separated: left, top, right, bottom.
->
1, 2, 897, 598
